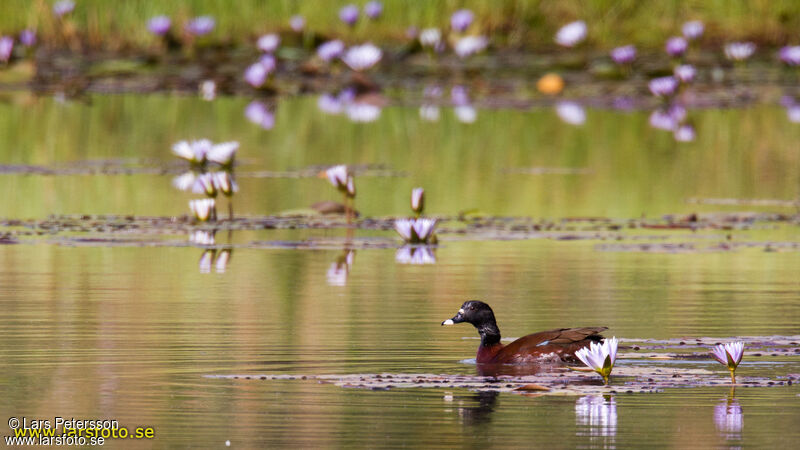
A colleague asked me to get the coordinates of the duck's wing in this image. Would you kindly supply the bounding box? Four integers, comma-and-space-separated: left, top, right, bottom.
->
495, 327, 608, 362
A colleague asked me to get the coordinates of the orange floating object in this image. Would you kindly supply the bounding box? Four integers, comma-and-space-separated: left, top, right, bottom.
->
537, 73, 564, 95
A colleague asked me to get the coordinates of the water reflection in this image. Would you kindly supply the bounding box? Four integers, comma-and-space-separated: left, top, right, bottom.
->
326, 250, 355, 286
454, 391, 499, 425
451, 86, 477, 124
395, 245, 436, 264
197, 248, 233, 274
575, 395, 617, 443
714, 392, 743, 441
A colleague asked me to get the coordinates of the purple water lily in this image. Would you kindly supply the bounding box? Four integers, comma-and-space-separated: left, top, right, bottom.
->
610, 45, 636, 64
711, 341, 744, 383
665, 36, 688, 57
674, 124, 696, 142
53, 0, 75, 17
245, 101, 275, 130
147, 16, 171, 36
649, 76, 679, 97
316, 40, 345, 62
339, 5, 359, 27
451, 86, 470, 106
289, 15, 305, 32
779, 46, 800, 66
0, 37, 13, 63
185, 16, 215, 36
450, 9, 474, 32
341, 43, 382, 71
257, 34, 280, 53
682, 20, 704, 40
244, 62, 270, 88
19, 29, 36, 47
364, 1, 383, 20
674, 64, 696, 83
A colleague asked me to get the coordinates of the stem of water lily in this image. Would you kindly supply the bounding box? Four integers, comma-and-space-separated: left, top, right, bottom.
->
729, 368, 736, 384
602, 375, 609, 385
228, 200, 233, 221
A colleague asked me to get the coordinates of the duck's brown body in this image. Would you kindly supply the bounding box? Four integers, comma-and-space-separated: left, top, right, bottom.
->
442, 301, 608, 365
475, 327, 608, 364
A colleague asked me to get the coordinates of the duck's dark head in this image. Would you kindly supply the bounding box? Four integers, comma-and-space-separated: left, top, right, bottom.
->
442, 300, 497, 328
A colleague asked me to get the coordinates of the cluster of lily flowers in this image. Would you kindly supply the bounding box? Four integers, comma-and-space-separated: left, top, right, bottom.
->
171, 139, 239, 223
573, 337, 746, 386
416, 9, 488, 59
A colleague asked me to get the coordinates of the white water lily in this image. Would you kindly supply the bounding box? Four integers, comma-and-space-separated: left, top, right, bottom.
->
555, 21, 587, 47
345, 102, 382, 122
189, 198, 216, 221
199, 80, 216, 101
206, 141, 238, 166
172, 172, 197, 191
257, 33, 280, 53
192, 173, 217, 197
725, 42, 756, 61
454, 105, 477, 123
172, 139, 212, 164
453, 35, 488, 58
555, 101, 586, 125
711, 341, 744, 383
324, 165, 349, 191
575, 337, 618, 384
213, 171, 238, 196
394, 218, 437, 244
342, 43, 382, 71
411, 188, 424, 214
419, 28, 441, 48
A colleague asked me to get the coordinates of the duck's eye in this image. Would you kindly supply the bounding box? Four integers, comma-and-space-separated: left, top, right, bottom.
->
469, 306, 475, 311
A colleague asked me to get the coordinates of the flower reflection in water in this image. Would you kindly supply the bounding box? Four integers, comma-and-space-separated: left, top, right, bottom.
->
327, 250, 355, 287
197, 247, 232, 274
395, 246, 436, 265
576, 395, 617, 440
714, 395, 743, 441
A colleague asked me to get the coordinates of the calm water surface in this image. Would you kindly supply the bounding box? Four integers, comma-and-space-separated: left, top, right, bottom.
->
1, 95, 799, 447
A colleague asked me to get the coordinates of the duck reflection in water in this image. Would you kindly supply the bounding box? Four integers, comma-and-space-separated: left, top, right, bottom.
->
575, 395, 617, 441
446, 390, 499, 425
326, 250, 355, 286
714, 389, 743, 441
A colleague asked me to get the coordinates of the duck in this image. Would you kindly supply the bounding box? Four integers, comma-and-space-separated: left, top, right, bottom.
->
441, 300, 607, 365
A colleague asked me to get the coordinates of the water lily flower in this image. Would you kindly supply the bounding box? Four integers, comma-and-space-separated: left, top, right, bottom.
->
317, 40, 345, 62
147, 16, 171, 36
326, 250, 354, 286
204, 141, 238, 167
665, 36, 688, 57
411, 188, 424, 215
725, 42, 756, 61
714, 398, 743, 438
199, 249, 214, 273
610, 45, 636, 64
200, 80, 216, 101
173, 139, 212, 164
394, 218, 437, 244
185, 16, 215, 36
345, 102, 381, 123
257, 33, 280, 53
674, 124, 696, 142
450, 9, 474, 32
682, 20, 704, 40
190, 230, 216, 246
53, 0, 75, 17
364, 1, 383, 19
574, 337, 618, 384
555, 101, 586, 125
555, 21, 587, 47
454, 105, 477, 124
711, 341, 744, 383
341, 43, 382, 71
244, 61, 270, 88
189, 198, 216, 221
19, 29, 36, 47
318, 93, 344, 115
575, 396, 617, 438
172, 172, 197, 191
289, 15, 305, 32
648, 76, 679, 97
454, 35, 488, 58
0, 37, 13, 63
787, 105, 800, 123
674, 64, 696, 83
339, 5, 359, 27
395, 246, 436, 265
324, 165, 349, 192
451, 85, 470, 106
245, 101, 275, 129
779, 46, 800, 66
213, 171, 238, 196
193, 172, 218, 197
419, 105, 440, 122
419, 28, 441, 49
649, 109, 678, 131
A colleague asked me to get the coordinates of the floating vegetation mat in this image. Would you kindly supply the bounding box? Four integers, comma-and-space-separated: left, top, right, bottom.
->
0, 211, 798, 250
205, 337, 800, 396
